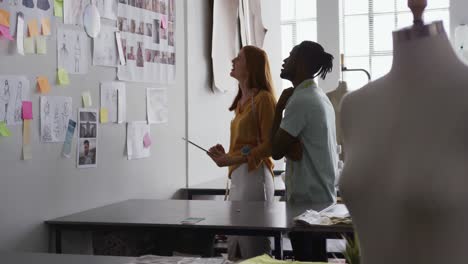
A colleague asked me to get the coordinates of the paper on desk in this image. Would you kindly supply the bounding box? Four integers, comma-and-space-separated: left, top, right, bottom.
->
294, 204, 351, 226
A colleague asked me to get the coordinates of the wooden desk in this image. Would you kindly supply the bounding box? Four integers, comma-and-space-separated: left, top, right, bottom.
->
182, 174, 286, 200
46, 199, 352, 259
1, 251, 134, 264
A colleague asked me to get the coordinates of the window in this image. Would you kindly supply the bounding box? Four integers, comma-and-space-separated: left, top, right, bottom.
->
340, 0, 450, 90
281, 0, 317, 89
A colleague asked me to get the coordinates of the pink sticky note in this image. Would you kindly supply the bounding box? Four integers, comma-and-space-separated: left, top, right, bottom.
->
143, 132, 152, 148
161, 16, 167, 29
0, 25, 13, 40
22, 101, 33, 120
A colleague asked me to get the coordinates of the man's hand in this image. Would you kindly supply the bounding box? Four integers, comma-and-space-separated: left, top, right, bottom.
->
276, 87, 295, 112
286, 140, 303, 161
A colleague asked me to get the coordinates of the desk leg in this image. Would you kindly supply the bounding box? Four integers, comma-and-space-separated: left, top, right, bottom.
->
55, 228, 62, 254
273, 233, 283, 259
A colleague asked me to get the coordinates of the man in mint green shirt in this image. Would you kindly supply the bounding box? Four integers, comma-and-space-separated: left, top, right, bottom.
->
271, 41, 338, 261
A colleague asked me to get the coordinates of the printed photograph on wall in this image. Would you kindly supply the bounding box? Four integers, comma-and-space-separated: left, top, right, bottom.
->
77, 108, 98, 168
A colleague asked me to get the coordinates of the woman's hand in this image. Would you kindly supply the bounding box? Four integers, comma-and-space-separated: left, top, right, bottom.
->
207, 144, 230, 167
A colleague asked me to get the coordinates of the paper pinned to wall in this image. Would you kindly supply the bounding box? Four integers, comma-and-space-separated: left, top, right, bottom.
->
212, 0, 240, 92
36, 35, 47, 54
0, 0, 53, 38
0, 121, 11, 137
22, 119, 32, 160
54, 0, 63, 17
82, 91, 92, 107
24, 37, 35, 54
41, 17, 51, 35
100, 82, 126, 123
146, 88, 168, 124
27, 19, 39, 37
93, 25, 118, 67
143, 132, 151, 148
22, 101, 33, 120
0, 9, 10, 27
96, 0, 117, 20
57, 27, 88, 74
77, 108, 98, 168
57, 68, 70, 85
64, 0, 90, 25
37, 76, 51, 94
40, 96, 72, 142
17, 13, 25, 55
62, 119, 76, 158
127, 121, 150, 160
100, 108, 108, 123
0, 76, 30, 126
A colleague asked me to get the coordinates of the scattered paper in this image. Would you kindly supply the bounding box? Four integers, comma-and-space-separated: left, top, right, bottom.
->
0, 76, 30, 125
22, 101, 33, 120
96, 0, 117, 20
100, 82, 125, 123
62, 119, 76, 158
36, 35, 47, 54
127, 121, 150, 160
37, 76, 51, 94
57, 68, 70, 85
40, 96, 72, 142
54, 0, 64, 17
24, 37, 35, 54
0, 9, 10, 27
0, 24, 13, 40
28, 19, 39, 37
22, 119, 32, 160
146, 88, 168, 124
64, 0, 90, 25
93, 25, 118, 67
143, 132, 151, 148
100, 108, 108, 123
82, 91, 92, 107
57, 27, 89, 74
181, 217, 205, 225
0, 121, 11, 137
41, 17, 51, 35
77, 108, 98, 168
17, 13, 24, 55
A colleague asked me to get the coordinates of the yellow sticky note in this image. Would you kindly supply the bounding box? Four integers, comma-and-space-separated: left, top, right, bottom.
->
82, 91, 92, 107
0, 9, 10, 27
54, 0, 63, 17
24, 37, 35, 54
57, 68, 70, 85
41, 18, 51, 36
0, 121, 11, 137
28, 19, 39, 37
36, 36, 47, 54
37, 76, 51, 94
100, 108, 109, 123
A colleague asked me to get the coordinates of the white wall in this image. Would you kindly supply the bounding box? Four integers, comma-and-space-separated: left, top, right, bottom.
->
450, 0, 468, 36
187, 0, 282, 187
0, 0, 186, 252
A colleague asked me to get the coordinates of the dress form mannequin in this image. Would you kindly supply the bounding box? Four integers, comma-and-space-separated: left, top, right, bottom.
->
339, 0, 468, 263
327, 81, 348, 160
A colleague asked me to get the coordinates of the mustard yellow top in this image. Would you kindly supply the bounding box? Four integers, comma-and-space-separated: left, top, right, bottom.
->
228, 90, 277, 177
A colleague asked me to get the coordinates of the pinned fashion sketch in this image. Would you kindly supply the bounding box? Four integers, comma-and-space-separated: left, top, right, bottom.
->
93, 25, 118, 67
127, 121, 150, 160
100, 82, 126, 123
146, 88, 168, 124
57, 27, 88, 74
0, 76, 29, 125
40, 96, 72, 142
77, 108, 98, 168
